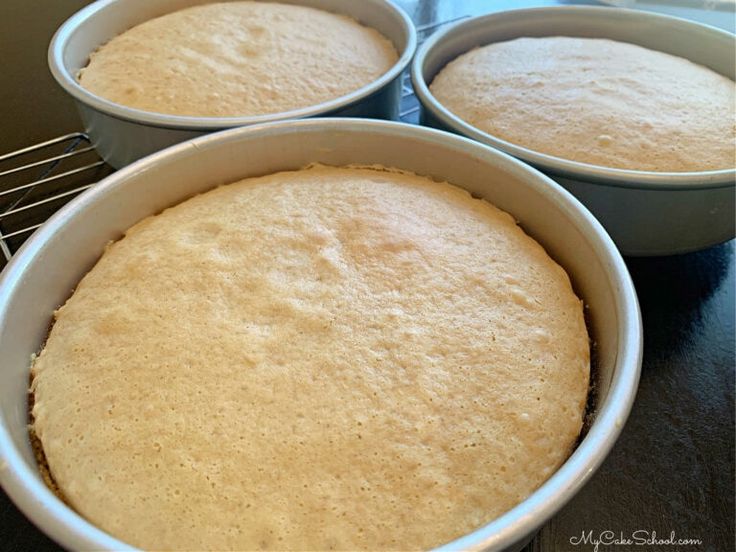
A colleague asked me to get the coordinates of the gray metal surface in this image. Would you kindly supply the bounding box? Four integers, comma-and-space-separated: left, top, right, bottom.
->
0, 118, 642, 551
48, 0, 417, 168
411, 6, 736, 256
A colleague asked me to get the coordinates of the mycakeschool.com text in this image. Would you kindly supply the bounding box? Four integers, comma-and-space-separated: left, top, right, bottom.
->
569, 530, 703, 551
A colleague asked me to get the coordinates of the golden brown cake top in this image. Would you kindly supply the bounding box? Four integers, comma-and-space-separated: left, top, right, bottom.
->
430, 36, 736, 172
78, 1, 398, 117
31, 165, 589, 550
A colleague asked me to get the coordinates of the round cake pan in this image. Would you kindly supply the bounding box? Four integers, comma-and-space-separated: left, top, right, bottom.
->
0, 119, 642, 551
48, 0, 416, 169
411, 6, 736, 257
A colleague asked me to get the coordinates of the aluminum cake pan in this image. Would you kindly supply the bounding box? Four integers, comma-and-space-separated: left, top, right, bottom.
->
48, 0, 417, 168
0, 119, 642, 551
411, 6, 735, 256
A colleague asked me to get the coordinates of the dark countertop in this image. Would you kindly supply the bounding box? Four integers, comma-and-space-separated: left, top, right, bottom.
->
1, 1, 734, 551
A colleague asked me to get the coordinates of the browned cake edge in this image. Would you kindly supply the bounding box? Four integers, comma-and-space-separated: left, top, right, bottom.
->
28, 370, 68, 506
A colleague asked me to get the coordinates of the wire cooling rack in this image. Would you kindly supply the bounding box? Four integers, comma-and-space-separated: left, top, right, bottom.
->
0, 16, 466, 270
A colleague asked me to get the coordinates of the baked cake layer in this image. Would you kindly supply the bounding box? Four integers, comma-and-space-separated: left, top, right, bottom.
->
31, 165, 589, 550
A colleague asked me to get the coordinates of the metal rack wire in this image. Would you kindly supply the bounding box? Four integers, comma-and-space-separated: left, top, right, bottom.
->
0, 134, 113, 265
0, 15, 466, 270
